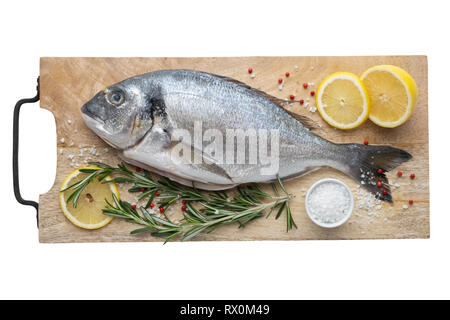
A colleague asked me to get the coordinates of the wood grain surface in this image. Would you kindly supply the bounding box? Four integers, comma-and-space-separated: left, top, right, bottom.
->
38, 56, 429, 243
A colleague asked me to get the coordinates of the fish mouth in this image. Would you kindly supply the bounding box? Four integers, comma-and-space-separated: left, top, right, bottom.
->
81, 104, 105, 125
81, 112, 105, 134
81, 112, 122, 149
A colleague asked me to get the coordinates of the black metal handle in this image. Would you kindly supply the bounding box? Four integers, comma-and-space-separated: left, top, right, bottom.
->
13, 77, 40, 227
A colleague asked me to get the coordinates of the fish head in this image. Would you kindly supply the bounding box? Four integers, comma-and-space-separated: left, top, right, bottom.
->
81, 81, 153, 150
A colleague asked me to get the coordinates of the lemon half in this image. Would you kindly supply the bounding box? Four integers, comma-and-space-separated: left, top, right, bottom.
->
59, 167, 119, 229
361, 65, 417, 128
316, 72, 371, 130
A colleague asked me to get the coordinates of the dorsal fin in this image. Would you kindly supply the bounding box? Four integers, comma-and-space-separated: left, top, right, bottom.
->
203, 71, 320, 131
213, 74, 292, 106
283, 109, 321, 131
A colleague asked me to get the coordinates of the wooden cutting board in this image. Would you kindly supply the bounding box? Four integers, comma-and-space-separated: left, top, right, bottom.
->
38, 56, 429, 243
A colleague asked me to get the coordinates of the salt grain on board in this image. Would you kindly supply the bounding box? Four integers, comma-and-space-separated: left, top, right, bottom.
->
355, 188, 381, 211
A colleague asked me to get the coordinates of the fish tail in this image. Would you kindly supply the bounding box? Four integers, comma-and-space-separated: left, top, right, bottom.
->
342, 144, 412, 202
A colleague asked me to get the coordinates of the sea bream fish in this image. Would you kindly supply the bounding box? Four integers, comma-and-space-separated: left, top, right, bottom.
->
81, 69, 412, 201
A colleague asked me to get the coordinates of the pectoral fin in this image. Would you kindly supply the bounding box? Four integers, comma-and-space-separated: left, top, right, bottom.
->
167, 140, 235, 184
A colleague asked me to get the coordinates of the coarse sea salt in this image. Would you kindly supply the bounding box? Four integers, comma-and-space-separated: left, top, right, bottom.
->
355, 187, 381, 211
306, 180, 353, 226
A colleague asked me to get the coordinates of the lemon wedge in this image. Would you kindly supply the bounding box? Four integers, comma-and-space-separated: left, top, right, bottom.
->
316, 72, 371, 130
59, 167, 119, 229
361, 65, 417, 128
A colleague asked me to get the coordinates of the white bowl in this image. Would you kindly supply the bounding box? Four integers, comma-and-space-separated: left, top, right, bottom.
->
305, 178, 354, 228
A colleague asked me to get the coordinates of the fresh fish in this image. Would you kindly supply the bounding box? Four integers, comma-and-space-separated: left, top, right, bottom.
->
81, 69, 411, 201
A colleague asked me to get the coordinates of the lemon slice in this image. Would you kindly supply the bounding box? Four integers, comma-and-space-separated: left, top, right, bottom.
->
316, 72, 370, 130
59, 167, 119, 229
361, 65, 417, 128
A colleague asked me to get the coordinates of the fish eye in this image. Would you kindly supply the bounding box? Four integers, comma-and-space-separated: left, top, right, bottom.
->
107, 91, 125, 106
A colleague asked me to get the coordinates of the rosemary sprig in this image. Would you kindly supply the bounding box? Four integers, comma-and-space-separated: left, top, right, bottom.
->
103, 189, 291, 243
62, 162, 296, 241
61, 162, 204, 208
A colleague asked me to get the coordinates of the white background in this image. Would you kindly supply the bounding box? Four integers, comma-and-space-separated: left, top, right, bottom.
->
0, 0, 448, 299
